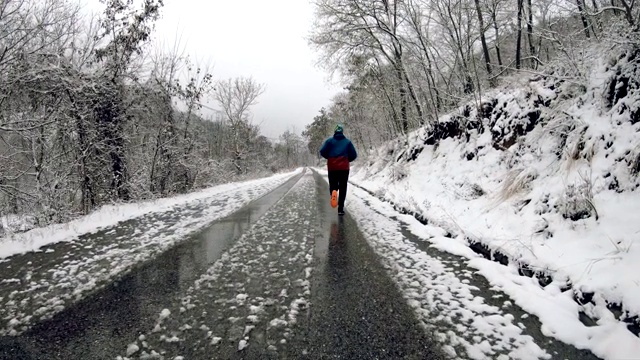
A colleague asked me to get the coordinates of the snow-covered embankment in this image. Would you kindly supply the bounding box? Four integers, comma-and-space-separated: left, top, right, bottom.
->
352, 45, 640, 359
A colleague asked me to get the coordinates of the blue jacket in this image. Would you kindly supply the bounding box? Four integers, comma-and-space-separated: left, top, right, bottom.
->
319, 132, 357, 170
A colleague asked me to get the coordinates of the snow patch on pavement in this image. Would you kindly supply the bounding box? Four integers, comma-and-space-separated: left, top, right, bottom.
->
118, 174, 317, 358
347, 186, 551, 359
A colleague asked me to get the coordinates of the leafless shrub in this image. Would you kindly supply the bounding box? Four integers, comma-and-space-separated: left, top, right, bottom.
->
559, 168, 598, 221
390, 162, 409, 182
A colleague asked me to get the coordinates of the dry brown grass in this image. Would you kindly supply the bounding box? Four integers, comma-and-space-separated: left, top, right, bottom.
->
494, 167, 538, 204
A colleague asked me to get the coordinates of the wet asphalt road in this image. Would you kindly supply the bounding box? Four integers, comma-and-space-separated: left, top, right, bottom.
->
307, 172, 444, 359
0, 173, 304, 359
0, 169, 600, 359
0, 174, 296, 339
0, 171, 444, 359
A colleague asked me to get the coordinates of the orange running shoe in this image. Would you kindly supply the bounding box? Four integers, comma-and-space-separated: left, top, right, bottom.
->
331, 190, 338, 208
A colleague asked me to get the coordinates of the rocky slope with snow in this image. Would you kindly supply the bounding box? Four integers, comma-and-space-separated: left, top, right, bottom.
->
351, 42, 640, 357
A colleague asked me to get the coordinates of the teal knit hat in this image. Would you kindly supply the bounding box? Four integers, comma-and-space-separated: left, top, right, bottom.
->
334, 124, 344, 133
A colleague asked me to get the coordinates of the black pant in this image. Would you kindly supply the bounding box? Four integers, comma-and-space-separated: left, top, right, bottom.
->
328, 170, 349, 211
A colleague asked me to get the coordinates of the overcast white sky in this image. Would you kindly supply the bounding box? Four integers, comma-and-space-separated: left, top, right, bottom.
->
84, 0, 340, 139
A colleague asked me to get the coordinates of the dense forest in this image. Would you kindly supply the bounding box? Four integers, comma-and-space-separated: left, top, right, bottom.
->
0, 0, 310, 228
304, 0, 639, 156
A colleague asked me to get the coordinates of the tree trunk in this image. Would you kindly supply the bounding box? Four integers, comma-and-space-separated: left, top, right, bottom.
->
398, 68, 408, 133
526, 0, 536, 68
374, 73, 400, 135
66, 90, 96, 214
406, 0, 441, 118
516, 0, 524, 69
491, 12, 503, 67
413, 25, 442, 116
618, 0, 635, 26
418, 56, 441, 122
181, 104, 196, 191
590, 0, 602, 32
381, 82, 400, 129
474, 0, 493, 82
96, 93, 129, 201
401, 63, 425, 126
445, 4, 474, 93
575, 0, 591, 39
393, 51, 409, 133
610, 0, 621, 16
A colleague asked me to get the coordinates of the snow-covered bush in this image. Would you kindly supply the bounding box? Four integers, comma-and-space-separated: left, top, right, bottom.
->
557, 175, 598, 222
454, 182, 485, 200
390, 162, 409, 182
0, 215, 38, 235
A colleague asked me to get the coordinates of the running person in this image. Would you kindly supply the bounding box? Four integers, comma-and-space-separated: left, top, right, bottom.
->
319, 124, 358, 215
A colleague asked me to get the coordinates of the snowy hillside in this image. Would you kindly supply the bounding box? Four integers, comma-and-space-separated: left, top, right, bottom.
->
351, 43, 640, 357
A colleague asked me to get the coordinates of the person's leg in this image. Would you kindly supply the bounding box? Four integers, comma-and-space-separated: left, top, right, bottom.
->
337, 170, 349, 211
328, 170, 339, 194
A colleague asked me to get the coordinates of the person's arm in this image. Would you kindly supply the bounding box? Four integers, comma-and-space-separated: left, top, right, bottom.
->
347, 141, 357, 162
319, 139, 330, 159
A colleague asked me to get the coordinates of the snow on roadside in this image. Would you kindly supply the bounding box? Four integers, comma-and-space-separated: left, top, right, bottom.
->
348, 179, 640, 359
346, 185, 550, 360
467, 257, 640, 360
0, 169, 302, 259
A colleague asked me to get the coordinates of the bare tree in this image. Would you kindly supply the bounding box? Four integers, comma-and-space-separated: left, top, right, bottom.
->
213, 77, 265, 174
311, 0, 424, 133
404, 0, 443, 120
486, 0, 505, 67
0, 0, 94, 220
176, 60, 214, 189
0, 0, 282, 231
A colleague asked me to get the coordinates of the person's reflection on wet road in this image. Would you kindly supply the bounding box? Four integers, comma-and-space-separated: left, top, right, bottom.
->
309, 171, 445, 359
